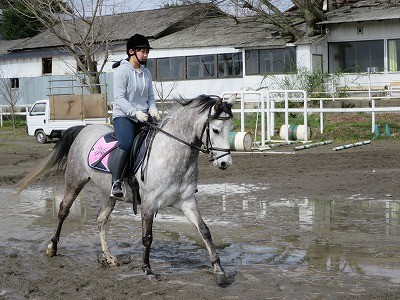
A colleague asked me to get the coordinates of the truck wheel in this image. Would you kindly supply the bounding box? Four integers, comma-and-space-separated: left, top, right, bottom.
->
35, 130, 48, 144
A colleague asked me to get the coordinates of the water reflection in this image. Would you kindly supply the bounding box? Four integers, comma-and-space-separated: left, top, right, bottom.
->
2, 183, 400, 284
198, 184, 400, 283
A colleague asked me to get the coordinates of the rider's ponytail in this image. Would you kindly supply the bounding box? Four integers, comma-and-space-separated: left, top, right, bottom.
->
112, 58, 129, 69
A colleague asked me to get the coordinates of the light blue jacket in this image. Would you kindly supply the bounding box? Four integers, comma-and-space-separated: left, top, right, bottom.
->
112, 59, 156, 120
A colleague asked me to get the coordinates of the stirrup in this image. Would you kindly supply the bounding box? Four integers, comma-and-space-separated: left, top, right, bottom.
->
110, 180, 126, 198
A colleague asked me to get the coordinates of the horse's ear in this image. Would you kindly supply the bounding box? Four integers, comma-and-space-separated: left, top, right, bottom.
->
225, 93, 237, 106
213, 98, 223, 113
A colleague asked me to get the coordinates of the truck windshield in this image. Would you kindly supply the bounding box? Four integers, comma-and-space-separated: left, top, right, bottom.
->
30, 103, 46, 115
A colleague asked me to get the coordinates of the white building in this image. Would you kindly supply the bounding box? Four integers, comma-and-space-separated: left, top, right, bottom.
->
0, 1, 399, 105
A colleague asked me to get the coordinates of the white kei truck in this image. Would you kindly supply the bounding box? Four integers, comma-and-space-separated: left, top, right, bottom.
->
27, 94, 109, 143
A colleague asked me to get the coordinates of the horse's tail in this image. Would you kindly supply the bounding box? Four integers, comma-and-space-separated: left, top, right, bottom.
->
17, 125, 86, 193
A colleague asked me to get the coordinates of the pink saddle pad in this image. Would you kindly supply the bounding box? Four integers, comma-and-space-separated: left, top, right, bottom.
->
87, 132, 118, 172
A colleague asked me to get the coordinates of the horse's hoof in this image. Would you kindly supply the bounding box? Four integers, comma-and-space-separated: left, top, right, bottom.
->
142, 266, 154, 276
107, 260, 119, 267
46, 243, 56, 257
214, 271, 227, 285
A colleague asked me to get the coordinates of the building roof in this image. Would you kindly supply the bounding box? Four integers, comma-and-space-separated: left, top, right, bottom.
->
0, 38, 28, 55
151, 15, 300, 50
9, 4, 224, 52
318, 0, 400, 24
1, 3, 303, 58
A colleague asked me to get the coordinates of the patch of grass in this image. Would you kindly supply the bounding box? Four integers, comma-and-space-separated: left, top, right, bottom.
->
0, 123, 27, 140
232, 112, 399, 142
2, 114, 399, 143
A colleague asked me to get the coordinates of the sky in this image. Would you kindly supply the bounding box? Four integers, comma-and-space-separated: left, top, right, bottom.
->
131, 0, 166, 11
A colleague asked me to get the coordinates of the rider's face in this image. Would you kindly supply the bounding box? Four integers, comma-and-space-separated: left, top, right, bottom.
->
135, 48, 149, 61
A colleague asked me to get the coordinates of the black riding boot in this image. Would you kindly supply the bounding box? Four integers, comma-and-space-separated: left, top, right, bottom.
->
110, 147, 129, 198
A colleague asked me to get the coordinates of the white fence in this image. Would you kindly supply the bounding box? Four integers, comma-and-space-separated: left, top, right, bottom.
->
4, 89, 400, 148
0, 105, 30, 127
223, 89, 400, 149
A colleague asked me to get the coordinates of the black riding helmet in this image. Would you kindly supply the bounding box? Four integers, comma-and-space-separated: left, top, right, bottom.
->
127, 34, 152, 65
112, 34, 152, 68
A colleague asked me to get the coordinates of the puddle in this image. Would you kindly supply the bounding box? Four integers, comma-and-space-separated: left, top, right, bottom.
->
1, 183, 400, 283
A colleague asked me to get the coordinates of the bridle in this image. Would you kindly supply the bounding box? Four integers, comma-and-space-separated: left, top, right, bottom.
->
144, 106, 232, 161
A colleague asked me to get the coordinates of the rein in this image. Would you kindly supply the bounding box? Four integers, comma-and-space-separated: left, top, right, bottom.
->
144, 107, 231, 161
144, 121, 206, 153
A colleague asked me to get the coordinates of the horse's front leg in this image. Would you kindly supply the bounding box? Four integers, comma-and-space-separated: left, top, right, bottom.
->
97, 196, 118, 266
141, 211, 155, 275
180, 198, 227, 285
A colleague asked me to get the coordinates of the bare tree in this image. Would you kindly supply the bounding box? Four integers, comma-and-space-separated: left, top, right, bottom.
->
161, 0, 327, 39
0, 70, 30, 129
10, 0, 132, 94
230, 0, 327, 39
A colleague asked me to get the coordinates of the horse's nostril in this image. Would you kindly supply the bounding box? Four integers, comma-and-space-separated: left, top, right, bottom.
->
221, 162, 226, 168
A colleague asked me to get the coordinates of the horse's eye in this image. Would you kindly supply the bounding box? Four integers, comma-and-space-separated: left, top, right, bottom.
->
213, 128, 219, 134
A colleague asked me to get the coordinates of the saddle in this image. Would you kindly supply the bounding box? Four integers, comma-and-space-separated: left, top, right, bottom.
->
88, 128, 152, 214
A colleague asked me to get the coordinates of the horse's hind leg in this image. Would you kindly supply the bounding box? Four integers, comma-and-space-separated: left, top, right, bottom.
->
97, 196, 118, 266
46, 180, 88, 256
141, 211, 155, 275
179, 198, 227, 285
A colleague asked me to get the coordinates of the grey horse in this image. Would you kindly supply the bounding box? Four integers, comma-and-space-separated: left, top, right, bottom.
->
18, 94, 237, 285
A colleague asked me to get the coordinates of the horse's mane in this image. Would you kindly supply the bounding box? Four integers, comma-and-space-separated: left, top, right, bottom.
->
158, 94, 233, 129
179, 94, 233, 118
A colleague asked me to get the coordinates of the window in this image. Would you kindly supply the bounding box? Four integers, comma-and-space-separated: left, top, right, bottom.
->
42, 57, 52, 74
187, 55, 215, 79
388, 39, 400, 72
10, 78, 19, 89
152, 52, 244, 81
146, 58, 154, 77
218, 53, 242, 77
29, 102, 46, 116
245, 50, 259, 75
156, 57, 185, 80
245, 47, 296, 75
328, 40, 384, 73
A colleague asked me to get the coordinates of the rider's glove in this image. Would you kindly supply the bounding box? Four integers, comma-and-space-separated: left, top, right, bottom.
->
135, 110, 148, 122
149, 107, 161, 121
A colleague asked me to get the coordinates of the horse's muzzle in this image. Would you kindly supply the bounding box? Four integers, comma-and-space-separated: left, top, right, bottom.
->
213, 155, 232, 170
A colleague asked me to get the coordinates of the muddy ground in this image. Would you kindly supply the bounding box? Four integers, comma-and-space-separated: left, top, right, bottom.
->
1, 132, 400, 299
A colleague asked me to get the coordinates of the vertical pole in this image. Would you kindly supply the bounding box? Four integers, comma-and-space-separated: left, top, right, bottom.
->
320, 99, 324, 134
303, 91, 308, 142
240, 92, 244, 132
266, 92, 271, 142
271, 99, 275, 138
371, 99, 375, 133
261, 91, 266, 147
284, 91, 289, 142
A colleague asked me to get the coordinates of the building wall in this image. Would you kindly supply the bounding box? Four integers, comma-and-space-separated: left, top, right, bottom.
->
1, 57, 42, 78
320, 19, 400, 87
6, 18, 400, 105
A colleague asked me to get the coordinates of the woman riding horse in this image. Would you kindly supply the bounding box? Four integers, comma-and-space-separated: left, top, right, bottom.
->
111, 34, 160, 198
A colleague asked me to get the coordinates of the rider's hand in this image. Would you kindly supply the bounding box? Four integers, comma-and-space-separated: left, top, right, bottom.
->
149, 107, 161, 121
135, 110, 148, 122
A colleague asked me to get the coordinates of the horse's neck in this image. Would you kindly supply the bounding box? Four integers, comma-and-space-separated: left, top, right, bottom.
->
164, 108, 205, 143
158, 108, 206, 159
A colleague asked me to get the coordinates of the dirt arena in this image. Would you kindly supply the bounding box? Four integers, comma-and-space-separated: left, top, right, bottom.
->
1, 133, 400, 299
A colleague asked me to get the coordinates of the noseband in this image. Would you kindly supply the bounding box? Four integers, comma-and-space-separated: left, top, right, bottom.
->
199, 106, 232, 161
145, 106, 231, 161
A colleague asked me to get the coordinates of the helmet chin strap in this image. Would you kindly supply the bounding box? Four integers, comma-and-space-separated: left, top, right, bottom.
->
134, 52, 146, 65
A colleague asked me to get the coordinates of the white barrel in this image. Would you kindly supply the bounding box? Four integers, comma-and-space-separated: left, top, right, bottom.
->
279, 125, 311, 141
229, 131, 253, 151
